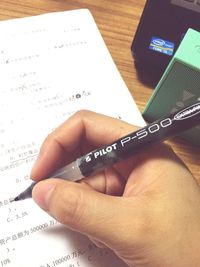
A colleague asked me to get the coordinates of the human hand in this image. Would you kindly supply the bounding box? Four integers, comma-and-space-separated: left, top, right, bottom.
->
31, 110, 200, 267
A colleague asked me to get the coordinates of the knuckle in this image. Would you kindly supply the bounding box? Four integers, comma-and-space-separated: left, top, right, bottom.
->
72, 109, 92, 120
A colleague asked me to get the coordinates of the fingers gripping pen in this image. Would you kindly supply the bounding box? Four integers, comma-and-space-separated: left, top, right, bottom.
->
13, 100, 200, 201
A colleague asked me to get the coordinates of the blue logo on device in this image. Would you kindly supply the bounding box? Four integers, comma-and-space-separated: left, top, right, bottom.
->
149, 36, 174, 56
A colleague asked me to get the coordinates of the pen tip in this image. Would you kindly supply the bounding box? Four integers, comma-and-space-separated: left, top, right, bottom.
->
13, 196, 20, 202
10, 196, 21, 202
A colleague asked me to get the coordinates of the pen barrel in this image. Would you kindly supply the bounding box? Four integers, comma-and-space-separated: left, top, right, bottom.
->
78, 101, 200, 177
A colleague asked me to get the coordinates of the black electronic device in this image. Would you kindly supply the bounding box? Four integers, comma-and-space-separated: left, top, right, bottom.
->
131, 0, 200, 85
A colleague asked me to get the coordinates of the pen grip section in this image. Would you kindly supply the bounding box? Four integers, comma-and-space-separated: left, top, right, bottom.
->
78, 101, 200, 177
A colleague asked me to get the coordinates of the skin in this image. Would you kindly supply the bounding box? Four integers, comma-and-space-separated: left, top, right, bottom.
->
31, 110, 200, 267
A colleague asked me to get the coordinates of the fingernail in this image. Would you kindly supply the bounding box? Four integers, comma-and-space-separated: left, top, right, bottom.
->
32, 181, 55, 211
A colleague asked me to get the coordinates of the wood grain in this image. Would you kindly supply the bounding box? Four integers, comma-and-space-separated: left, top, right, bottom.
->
0, 0, 199, 182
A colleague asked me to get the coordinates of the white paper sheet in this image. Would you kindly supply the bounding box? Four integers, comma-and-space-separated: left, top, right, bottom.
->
0, 9, 145, 267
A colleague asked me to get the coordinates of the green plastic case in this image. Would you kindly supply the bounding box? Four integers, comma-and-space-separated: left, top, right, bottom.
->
143, 28, 200, 145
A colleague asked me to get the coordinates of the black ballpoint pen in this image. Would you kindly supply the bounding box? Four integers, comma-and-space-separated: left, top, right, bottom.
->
13, 100, 200, 201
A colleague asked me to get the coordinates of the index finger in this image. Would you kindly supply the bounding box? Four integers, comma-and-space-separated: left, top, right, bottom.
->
31, 110, 137, 181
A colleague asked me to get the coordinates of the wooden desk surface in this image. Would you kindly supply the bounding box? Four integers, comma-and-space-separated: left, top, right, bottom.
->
0, 0, 199, 182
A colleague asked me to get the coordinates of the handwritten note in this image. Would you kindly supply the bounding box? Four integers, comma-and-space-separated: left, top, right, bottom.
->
0, 9, 145, 267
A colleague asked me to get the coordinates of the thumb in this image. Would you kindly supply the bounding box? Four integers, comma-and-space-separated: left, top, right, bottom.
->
32, 179, 130, 248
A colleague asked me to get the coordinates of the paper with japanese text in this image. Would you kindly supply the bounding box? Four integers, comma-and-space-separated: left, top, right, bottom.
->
0, 9, 145, 267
